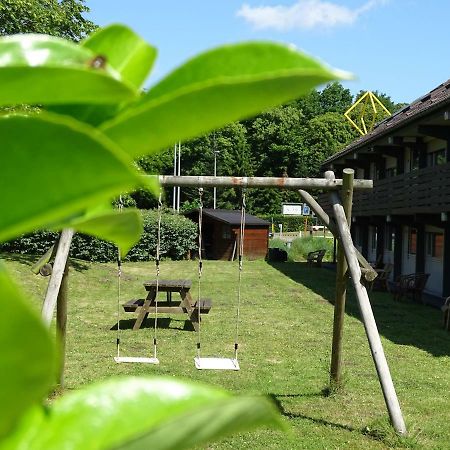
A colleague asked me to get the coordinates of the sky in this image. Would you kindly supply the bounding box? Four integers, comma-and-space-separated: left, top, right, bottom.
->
86, 0, 450, 104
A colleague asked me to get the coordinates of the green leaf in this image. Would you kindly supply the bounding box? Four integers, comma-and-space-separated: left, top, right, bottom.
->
23, 377, 283, 449
102, 42, 350, 157
49, 25, 157, 126
82, 24, 157, 90
0, 113, 141, 243
141, 174, 160, 197
0, 34, 137, 106
62, 208, 143, 256
0, 265, 56, 438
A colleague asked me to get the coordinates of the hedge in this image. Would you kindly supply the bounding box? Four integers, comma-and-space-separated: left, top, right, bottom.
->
0, 210, 198, 262
260, 214, 318, 232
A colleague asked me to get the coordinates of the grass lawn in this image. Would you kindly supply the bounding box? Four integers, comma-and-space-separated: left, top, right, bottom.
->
3, 254, 450, 449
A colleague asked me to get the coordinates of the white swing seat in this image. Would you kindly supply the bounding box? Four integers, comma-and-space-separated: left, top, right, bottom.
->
194, 357, 240, 371
114, 356, 159, 364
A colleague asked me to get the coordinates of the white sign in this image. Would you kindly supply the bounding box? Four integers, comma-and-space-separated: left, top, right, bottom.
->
282, 203, 303, 215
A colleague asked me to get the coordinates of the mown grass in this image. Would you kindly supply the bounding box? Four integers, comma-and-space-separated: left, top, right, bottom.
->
3, 253, 450, 449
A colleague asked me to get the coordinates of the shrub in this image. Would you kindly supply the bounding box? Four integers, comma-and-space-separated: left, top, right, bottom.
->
288, 236, 334, 262
260, 214, 317, 232
0, 210, 197, 262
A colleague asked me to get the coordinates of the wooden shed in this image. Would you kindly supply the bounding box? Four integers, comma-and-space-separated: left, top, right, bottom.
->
185, 209, 270, 260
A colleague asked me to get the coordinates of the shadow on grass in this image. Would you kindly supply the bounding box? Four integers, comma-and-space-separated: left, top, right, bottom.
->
269, 393, 356, 433
111, 317, 195, 332
268, 261, 449, 357
1, 252, 90, 272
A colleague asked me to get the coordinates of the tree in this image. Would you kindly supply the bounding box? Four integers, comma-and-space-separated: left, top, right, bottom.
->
300, 112, 356, 177
0, 0, 96, 41
295, 82, 353, 120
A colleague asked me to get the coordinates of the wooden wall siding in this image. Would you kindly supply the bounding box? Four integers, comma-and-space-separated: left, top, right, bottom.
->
232, 227, 269, 260
209, 225, 268, 260
320, 161, 450, 217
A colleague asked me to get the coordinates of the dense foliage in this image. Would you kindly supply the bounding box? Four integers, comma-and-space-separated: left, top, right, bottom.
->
0, 0, 96, 41
138, 82, 404, 215
261, 214, 309, 233
0, 210, 197, 262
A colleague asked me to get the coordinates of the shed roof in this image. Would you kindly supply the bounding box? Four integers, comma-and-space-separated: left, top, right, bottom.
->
324, 79, 450, 164
186, 208, 270, 226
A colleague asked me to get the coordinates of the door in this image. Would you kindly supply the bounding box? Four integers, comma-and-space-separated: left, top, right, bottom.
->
402, 226, 416, 275
424, 226, 444, 296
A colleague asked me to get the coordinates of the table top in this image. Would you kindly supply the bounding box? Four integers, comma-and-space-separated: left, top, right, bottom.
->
143, 279, 192, 290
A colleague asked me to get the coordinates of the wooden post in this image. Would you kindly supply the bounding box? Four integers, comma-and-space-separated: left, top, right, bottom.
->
328, 169, 353, 387
56, 259, 69, 387
42, 228, 74, 326
330, 184, 407, 435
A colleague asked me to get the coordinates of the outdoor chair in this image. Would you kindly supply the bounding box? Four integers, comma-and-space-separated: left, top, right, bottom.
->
390, 273, 430, 303
307, 249, 326, 268
371, 263, 393, 291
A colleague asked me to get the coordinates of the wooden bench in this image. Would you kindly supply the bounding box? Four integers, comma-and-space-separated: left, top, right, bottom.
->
123, 298, 212, 314
307, 249, 326, 267
390, 273, 430, 303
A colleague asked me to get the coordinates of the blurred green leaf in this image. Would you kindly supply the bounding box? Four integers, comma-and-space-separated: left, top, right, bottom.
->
0, 265, 56, 439
82, 24, 157, 90
140, 174, 160, 197
0, 113, 141, 243
62, 208, 143, 256
51, 24, 157, 126
14, 377, 282, 449
0, 34, 137, 106
102, 42, 349, 156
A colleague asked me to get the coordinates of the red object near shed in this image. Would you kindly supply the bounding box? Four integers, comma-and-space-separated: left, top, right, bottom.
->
185, 209, 270, 260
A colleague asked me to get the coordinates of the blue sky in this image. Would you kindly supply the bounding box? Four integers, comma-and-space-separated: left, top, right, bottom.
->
87, 0, 450, 104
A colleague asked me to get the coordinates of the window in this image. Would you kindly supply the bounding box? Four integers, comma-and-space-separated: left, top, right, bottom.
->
355, 226, 364, 248
385, 225, 395, 251
408, 228, 417, 255
410, 148, 420, 171
385, 167, 397, 177
426, 232, 443, 258
427, 148, 446, 167
370, 227, 377, 250
222, 225, 231, 239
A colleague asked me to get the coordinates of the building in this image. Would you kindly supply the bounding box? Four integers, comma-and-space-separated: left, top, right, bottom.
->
322, 79, 450, 298
185, 209, 270, 260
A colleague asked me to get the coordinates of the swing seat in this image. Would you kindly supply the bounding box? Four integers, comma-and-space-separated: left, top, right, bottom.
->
194, 357, 240, 371
114, 356, 159, 364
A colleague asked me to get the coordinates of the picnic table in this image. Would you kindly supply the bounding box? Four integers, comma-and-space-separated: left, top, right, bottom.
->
123, 279, 211, 331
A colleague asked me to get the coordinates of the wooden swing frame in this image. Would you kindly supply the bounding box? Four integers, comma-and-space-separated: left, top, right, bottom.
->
39, 171, 406, 435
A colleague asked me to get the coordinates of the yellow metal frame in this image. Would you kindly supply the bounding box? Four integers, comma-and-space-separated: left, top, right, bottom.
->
344, 91, 391, 136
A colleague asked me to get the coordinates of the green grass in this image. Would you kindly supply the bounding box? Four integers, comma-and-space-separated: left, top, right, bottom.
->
3, 253, 450, 449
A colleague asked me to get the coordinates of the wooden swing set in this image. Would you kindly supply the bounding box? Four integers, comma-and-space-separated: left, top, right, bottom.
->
36, 169, 407, 435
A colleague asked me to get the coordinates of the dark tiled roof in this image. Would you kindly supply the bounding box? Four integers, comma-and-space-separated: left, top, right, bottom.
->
187, 209, 270, 226
325, 79, 450, 163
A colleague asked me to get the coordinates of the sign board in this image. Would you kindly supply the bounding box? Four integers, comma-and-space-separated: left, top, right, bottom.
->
282, 203, 303, 216
302, 204, 311, 216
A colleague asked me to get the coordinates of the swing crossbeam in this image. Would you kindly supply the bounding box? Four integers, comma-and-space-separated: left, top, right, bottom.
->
155, 175, 373, 190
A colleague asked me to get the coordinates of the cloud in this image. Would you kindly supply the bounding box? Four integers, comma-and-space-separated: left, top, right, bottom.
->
237, 0, 387, 31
